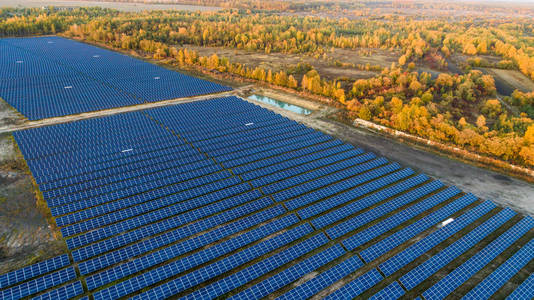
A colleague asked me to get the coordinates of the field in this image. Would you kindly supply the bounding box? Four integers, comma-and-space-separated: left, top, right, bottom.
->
0, 36, 533, 300
186, 46, 398, 82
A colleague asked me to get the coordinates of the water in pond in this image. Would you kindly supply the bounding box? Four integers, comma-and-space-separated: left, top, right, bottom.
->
248, 95, 312, 115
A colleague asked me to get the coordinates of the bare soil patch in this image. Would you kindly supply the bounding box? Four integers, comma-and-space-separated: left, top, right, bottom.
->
0, 133, 66, 274
183, 46, 398, 81
484, 68, 534, 93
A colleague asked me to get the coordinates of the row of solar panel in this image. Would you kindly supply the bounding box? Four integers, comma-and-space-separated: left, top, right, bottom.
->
62, 147, 380, 250
52, 136, 340, 224
18, 98, 268, 158
34, 119, 305, 188
69, 183, 251, 261
22, 123, 180, 170
56, 142, 357, 229
0, 37, 231, 119
51, 160, 224, 214
63, 136, 436, 298
22, 130, 183, 172
80, 198, 279, 277
59, 142, 376, 244
20, 99, 281, 188
64, 176, 244, 248
43, 146, 206, 198
71, 151, 394, 278
44, 152, 212, 202
92, 217, 310, 299
59, 170, 233, 236
24, 108, 340, 241
4, 212, 530, 300
24, 108, 292, 183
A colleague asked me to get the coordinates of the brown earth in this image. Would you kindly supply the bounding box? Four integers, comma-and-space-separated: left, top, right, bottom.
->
0, 133, 66, 274
183, 45, 398, 81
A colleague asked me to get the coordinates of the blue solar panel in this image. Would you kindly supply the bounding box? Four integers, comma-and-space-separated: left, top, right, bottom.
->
0, 267, 76, 300
5, 93, 532, 300
81, 202, 280, 276
278, 255, 363, 300
423, 215, 534, 299
229, 245, 345, 300
462, 238, 534, 300
320, 175, 435, 236
232, 139, 343, 175
324, 269, 384, 300
0, 36, 231, 119
506, 273, 534, 300
0, 254, 70, 289
85, 201, 285, 290
59, 171, 234, 236
359, 189, 470, 263
298, 167, 413, 221
31, 281, 84, 300
399, 208, 515, 290
379, 200, 496, 277
369, 281, 405, 300
277, 157, 390, 205
248, 149, 365, 188
95, 223, 312, 300
183, 233, 330, 300
340, 180, 450, 248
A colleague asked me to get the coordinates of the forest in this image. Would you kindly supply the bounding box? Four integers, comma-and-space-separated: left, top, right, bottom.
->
0, 2, 533, 169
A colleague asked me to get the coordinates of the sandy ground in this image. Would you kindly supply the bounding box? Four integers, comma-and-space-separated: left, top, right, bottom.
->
1, 0, 220, 12
249, 88, 534, 216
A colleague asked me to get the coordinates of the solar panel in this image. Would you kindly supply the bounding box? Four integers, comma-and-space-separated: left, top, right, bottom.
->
277, 255, 363, 300
0, 267, 76, 300
184, 233, 330, 299
0, 254, 70, 289
31, 281, 84, 300
423, 216, 534, 299
0, 36, 231, 119
359, 189, 470, 263
93, 220, 310, 299
399, 208, 515, 290
369, 281, 405, 300
379, 200, 496, 277
230, 244, 345, 299
506, 273, 534, 300
462, 238, 534, 300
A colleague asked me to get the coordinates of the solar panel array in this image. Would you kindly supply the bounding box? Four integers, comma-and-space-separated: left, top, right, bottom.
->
3, 95, 534, 299
0, 36, 231, 120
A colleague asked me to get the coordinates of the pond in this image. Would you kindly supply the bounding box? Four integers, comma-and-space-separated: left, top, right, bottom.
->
248, 94, 313, 115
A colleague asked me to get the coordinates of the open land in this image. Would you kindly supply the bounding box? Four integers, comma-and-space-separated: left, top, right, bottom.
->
185, 45, 399, 82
